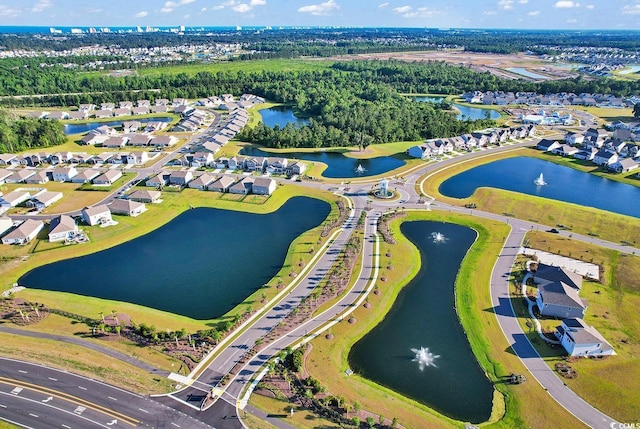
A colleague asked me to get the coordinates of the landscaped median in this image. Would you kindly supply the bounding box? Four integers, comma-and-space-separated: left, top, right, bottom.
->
417, 147, 640, 246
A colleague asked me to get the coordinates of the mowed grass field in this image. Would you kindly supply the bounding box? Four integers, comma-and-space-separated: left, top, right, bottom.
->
295, 211, 584, 429
515, 232, 640, 422
136, 59, 335, 77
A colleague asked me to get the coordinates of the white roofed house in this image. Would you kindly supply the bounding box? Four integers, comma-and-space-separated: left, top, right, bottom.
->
93, 109, 113, 119
126, 151, 150, 165
52, 166, 78, 182
0, 216, 13, 236
26, 191, 63, 210
45, 111, 69, 120
0, 154, 19, 166
551, 144, 580, 157
2, 219, 44, 245
0, 191, 31, 210
122, 121, 141, 133
407, 144, 434, 160
81, 204, 112, 226
252, 177, 277, 195
78, 104, 95, 112
92, 170, 122, 185
68, 110, 88, 120
124, 133, 151, 146
564, 132, 584, 146
554, 318, 615, 357
188, 173, 215, 190
101, 102, 115, 110
109, 199, 146, 217
112, 108, 132, 117
48, 215, 78, 242
610, 157, 639, 173
190, 152, 215, 168
0, 169, 12, 184
149, 136, 178, 147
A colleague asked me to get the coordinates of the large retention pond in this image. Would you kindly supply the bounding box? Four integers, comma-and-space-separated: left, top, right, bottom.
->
259, 106, 310, 128
18, 197, 330, 320
349, 221, 493, 424
240, 146, 406, 179
440, 157, 640, 218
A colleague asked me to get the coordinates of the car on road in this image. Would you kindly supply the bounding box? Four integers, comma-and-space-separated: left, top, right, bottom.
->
548, 228, 559, 233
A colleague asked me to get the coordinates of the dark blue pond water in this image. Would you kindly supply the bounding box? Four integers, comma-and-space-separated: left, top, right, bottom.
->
259, 106, 310, 128
63, 116, 173, 135
440, 157, 640, 218
349, 222, 493, 423
18, 197, 330, 320
240, 146, 405, 179
412, 97, 501, 121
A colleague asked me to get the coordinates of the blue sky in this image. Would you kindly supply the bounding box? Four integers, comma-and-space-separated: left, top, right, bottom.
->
1, 0, 639, 29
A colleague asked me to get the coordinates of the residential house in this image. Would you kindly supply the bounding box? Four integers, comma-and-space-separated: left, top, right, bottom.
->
188, 173, 215, 190
0, 191, 31, 209
137, 100, 150, 108
132, 106, 149, 115
252, 177, 277, 195
573, 147, 598, 161
78, 104, 95, 112
201, 141, 221, 154
49, 152, 73, 165
533, 263, 583, 290
149, 136, 177, 147
537, 139, 561, 152
267, 158, 288, 174
48, 215, 78, 242
215, 157, 229, 169
92, 170, 122, 185
536, 281, 588, 319
100, 102, 115, 110
610, 158, 639, 173
245, 157, 268, 172
229, 176, 255, 194
1, 219, 44, 245
207, 176, 235, 193
109, 199, 146, 217
122, 121, 141, 133
93, 109, 113, 119
564, 132, 585, 145
127, 190, 161, 203
190, 152, 215, 168
0, 169, 13, 184
45, 111, 69, 120
593, 150, 619, 166
71, 169, 101, 183
81, 205, 112, 226
52, 166, 78, 182
68, 111, 88, 120
146, 172, 169, 188
285, 161, 307, 176
126, 151, 150, 165
124, 133, 151, 146
555, 318, 615, 357
5, 169, 36, 183
102, 136, 128, 149
112, 108, 131, 117
228, 157, 241, 170
27, 191, 63, 210
155, 98, 169, 106
87, 153, 114, 165
169, 170, 193, 186
0, 216, 13, 237
552, 144, 580, 157
211, 134, 230, 146
407, 144, 432, 159
150, 105, 168, 114
80, 131, 107, 146
25, 171, 50, 185
144, 121, 167, 133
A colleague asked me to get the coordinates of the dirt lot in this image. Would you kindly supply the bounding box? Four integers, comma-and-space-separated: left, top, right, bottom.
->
330, 50, 578, 81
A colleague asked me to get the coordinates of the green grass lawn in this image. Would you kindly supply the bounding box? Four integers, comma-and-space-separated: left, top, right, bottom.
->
136, 59, 335, 77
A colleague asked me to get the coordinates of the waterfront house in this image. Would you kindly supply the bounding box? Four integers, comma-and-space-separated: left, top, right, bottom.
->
92, 170, 122, 185
245, 157, 268, 172
552, 144, 580, 157
45, 111, 69, 120
207, 175, 235, 193
48, 215, 78, 242
27, 191, 63, 210
113, 108, 131, 117
188, 173, 215, 190
610, 158, 639, 173
122, 121, 141, 133
109, 199, 146, 217
267, 158, 288, 174
127, 190, 161, 203
555, 318, 615, 357
68, 111, 88, 120
132, 107, 149, 115
593, 150, 619, 166
536, 282, 588, 319
93, 109, 113, 119
81, 205, 112, 226
229, 176, 255, 194
285, 161, 307, 176
536, 139, 561, 152
573, 147, 598, 161
252, 177, 277, 195
1, 219, 44, 245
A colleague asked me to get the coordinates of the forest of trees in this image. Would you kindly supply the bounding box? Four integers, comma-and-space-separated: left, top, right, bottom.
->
0, 110, 66, 153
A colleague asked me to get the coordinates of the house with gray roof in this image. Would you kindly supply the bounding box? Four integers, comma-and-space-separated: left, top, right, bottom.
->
48, 215, 78, 242
26, 191, 63, 210
2, 219, 44, 245
24, 171, 50, 185
52, 166, 78, 182
188, 173, 215, 190
92, 170, 122, 185
554, 318, 615, 357
229, 176, 255, 194
0, 169, 13, 183
0, 191, 31, 210
5, 169, 36, 183
71, 169, 101, 184
169, 170, 193, 186
207, 175, 236, 193
252, 177, 276, 195
127, 190, 161, 203
536, 281, 587, 319
109, 199, 146, 217
81, 205, 112, 226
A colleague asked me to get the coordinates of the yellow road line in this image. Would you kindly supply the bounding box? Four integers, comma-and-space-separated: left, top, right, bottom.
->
0, 377, 139, 427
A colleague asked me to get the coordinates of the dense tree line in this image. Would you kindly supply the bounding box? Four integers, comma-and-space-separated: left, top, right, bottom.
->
0, 110, 66, 153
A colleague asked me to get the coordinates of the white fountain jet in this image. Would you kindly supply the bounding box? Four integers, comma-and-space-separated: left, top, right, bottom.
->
355, 164, 366, 173
431, 232, 446, 243
534, 173, 547, 186
411, 347, 440, 370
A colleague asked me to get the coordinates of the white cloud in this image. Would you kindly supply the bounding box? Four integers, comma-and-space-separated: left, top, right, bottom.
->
483, 10, 498, 15
566, 18, 578, 23
161, 1, 177, 13
201, 6, 207, 11
180, 0, 195, 4
378, 2, 389, 8
554, 1, 580, 8
31, 0, 53, 13
394, 6, 438, 18
233, 3, 251, 12
498, 0, 514, 10
585, 4, 594, 9
135, 10, 148, 17
250, 0, 266, 5
0, 5, 20, 17
298, 0, 340, 16
518, 0, 529, 3
622, 4, 640, 15
393, 5, 412, 14
528, 10, 540, 15
226, 0, 266, 13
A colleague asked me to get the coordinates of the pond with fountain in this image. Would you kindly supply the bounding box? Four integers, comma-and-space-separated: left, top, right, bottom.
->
63, 116, 174, 135
349, 221, 494, 424
439, 157, 640, 218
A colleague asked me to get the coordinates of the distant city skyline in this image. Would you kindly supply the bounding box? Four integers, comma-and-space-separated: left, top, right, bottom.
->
0, 0, 639, 30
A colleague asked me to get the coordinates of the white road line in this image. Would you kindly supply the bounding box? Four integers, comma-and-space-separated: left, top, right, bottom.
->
107, 396, 117, 401
62, 425, 71, 429
18, 370, 27, 374
77, 386, 87, 390
0, 404, 5, 408
48, 377, 57, 381
138, 408, 149, 413
28, 413, 38, 418
171, 423, 181, 428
